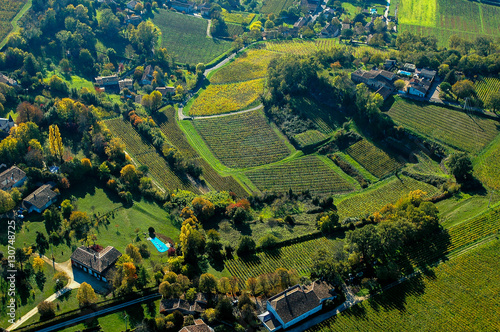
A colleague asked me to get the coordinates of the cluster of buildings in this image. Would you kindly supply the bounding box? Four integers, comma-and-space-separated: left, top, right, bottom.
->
351, 60, 438, 100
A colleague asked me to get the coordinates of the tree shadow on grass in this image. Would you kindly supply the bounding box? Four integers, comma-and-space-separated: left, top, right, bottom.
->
368, 275, 426, 314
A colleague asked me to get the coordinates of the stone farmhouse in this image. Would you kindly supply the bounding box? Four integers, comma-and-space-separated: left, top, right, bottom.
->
180, 319, 214, 332
71, 245, 122, 282
259, 281, 337, 331
22, 184, 58, 213
351, 69, 397, 100
0, 115, 15, 134
0, 166, 26, 191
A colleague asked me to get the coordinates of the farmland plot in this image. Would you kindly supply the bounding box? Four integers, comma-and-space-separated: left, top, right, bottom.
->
345, 139, 401, 178
246, 155, 355, 195
308, 239, 500, 332
474, 135, 500, 190
387, 98, 500, 154
0, 0, 28, 43
475, 77, 500, 106
152, 10, 232, 64
192, 110, 291, 168
189, 79, 264, 116
260, 0, 296, 14
105, 118, 200, 193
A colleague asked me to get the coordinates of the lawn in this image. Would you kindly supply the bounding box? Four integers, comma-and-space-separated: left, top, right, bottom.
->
192, 110, 293, 168
386, 98, 500, 154
151, 9, 232, 65
245, 155, 356, 195
308, 239, 500, 331
188, 78, 264, 116
44, 71, 94, 91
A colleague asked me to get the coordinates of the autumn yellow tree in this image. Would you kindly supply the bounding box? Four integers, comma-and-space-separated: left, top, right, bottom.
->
32, 256, 45, 272
49, 125, 64, 161
77, 282, 97, 307
121, 164, 138, 184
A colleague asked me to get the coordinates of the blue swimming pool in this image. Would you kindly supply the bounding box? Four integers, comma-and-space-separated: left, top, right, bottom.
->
150, 237, 169, 252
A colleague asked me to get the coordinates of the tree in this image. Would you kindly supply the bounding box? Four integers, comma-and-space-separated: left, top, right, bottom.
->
485, 91, 500, 114
446, 152, 473, 183
53, 271, 69, 291
125, 244, 143, 264
48, 125, 64, 161
246, 277, 258, 297
32, 256, 45, 271
77, 282, 97, 307
199, 273, 218, 294
452, 80, 475, 100
35, 232, 49, 256
69, 211, 91, 236
258, 233, 278, 249
196, 63, 205, 76
215, 297, 235, 322
98, 9, 120, 36
16, 102, 43, 125
394, 79, 405, 91
120, 164, 138, 184
159, 281, 173, 298
105, 137, 126, 161
191, 197, 215, 222
130, 21, 160, 55
237, 236, 256, 257
0, 190, 15, 213
440, 82, 452, 94
150, 90, 162, 112
218, 277, 231, 294
37, 301, 55, 320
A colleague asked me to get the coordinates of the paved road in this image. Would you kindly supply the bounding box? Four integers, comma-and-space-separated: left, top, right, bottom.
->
7, 257, 80, 332
35, 293, 161, 332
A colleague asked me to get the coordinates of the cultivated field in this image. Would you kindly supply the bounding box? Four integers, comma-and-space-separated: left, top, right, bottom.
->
474, 136, 500, 190
221, 10, 255, 25
398, 0, 500, 46
0, 0, 27, 43
308, 239, 500, 331
189, 79, 264, 115
210, 49, 278, 84
289, 97, 339, 134
387, 98, 500, 154
192, 110, 291, 168
225, 237, 340, 285
293, 130, 330, 150
152, 10, 232, 64
345, 139, 401, 178
475, 77, 500, 107
260, 0, 296, 14
246, 155, 356, 195
336, 176, 440, 219
105, 118, 200, 193
155, 107, 249, 197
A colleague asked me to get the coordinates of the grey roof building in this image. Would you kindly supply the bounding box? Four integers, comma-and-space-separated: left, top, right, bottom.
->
0, 166, 26, 191
22, 184, 58, 213
71, 245, 122, 282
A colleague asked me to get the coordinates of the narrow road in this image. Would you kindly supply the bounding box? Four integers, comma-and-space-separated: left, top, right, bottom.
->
206, 19, 212, 38
7, 257, 79, 332
180, 104, 263, 121
384, 0, 390, 19
35, 293, 161, 332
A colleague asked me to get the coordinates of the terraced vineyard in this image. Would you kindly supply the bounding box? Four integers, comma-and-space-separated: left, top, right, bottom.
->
289, 97, 339, 133
246, 155, 355, 195
155, 107, 248, 197
475, 136, 500, 190
105, 118, 200, 193
398, 0, 500, 46
225, 237, 339, 285
345, 139, 401, 178
260, 0, 295, 14
387, 98, 500, 154
293, 130, 330, 149
0, 0, 28, 43
210, 49, 278, 84
152, 9, 232, 64
192, 110, 291, 168
475, 77, 500, 106
308, 239, 500, 331
336, 176, 440, 219
189, 79, 264, 116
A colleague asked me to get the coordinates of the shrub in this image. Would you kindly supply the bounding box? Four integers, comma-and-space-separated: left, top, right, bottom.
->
259, 234, 278, 249
237, 236, 256, 257
37, 301, 55, 320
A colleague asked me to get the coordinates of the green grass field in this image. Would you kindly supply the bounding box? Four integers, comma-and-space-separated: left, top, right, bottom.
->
246, 155, 356, 195
221, 9, 256, 25
105, 118, 200, 193
192, 110, 292, 168
336, 175, 440, 219
398, 0, 500, 47
189, 78, 264, 116
345, 139, 401, 178
308, 239, 500, 331
152, 10, 232, 64
210, 49, 278, 84
386, 98, 500, 154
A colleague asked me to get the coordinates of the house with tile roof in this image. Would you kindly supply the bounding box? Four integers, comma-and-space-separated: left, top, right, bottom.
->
259, 280, 337, 331
0, 166, 26, 191
351, 69, 397, 100
22, 184, 58, 213
0, 115, 15, 134
179, 319, 214, 332
71, 245, 122, 282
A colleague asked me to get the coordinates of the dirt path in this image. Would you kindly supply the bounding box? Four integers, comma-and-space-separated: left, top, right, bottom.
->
206, 19, 212, 38
6, 257, 79, 332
